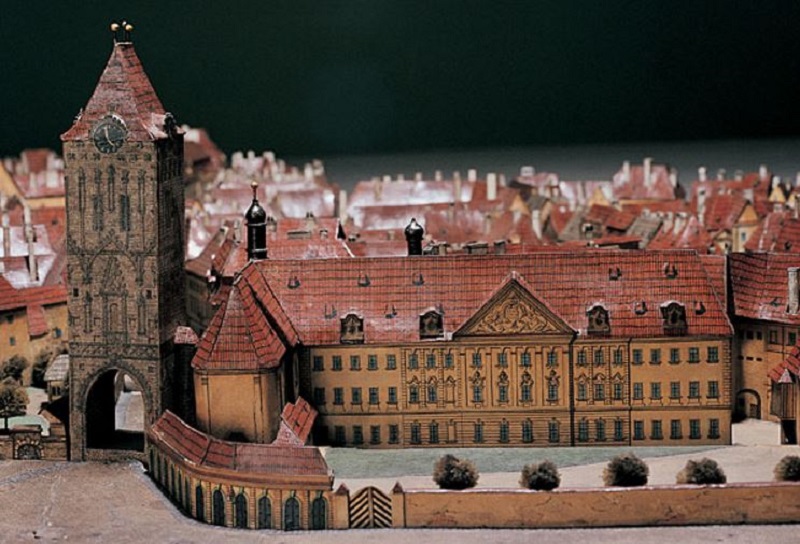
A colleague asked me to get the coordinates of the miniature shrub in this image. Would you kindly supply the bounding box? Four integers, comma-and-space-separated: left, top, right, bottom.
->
433, 454, 479, 490
520, 460, 561, 491
774, 455, 800, 482
676, 458, 727, 485
603, 452, 649, 487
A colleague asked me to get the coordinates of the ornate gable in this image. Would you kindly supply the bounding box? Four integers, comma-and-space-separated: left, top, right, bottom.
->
455, 274, 573, 337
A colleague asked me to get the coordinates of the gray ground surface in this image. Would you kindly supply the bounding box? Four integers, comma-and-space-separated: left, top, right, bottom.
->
0, 421, 797, 543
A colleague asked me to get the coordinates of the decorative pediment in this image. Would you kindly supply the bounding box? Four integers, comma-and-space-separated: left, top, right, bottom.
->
455, 276, 574, 337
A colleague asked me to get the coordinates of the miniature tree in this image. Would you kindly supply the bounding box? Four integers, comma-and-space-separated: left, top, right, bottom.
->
676, 458, 727, 485
774, 455, 800, 482
520, 460, 561, 491
603, 452, 649, 487
31, 350, 52, 388
1, 355, 29, 383
433, 454, 479, 490
0, 377, 29, 432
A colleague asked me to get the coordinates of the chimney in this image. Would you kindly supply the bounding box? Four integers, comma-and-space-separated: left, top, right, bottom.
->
520, 166, 534, 177
26, 226, 38, 283
338, 189, 348, 222
796, 172, 800, 187
643, 157, 653, 188
487, 173, 497, 201
453, 174, 462, 203
531, 209, 542, 239
622, 161, 630, 183
743, 188, 754, 202
759, 164, 769, 182
1, 210, 9, 257
499, 174, 507, 187
669, 168, 678, 188
373, 180, 383, 201
716, 168, 726, 181
468, 169, 477, 182
698, 188, 707, 226
434, 170, 443, 182
305, 211, 316, 230
233, 219, 242, 243
698, 166, 707, 182
484, 213, 493, 235
382, 175, 391, 183
788, 267, 800, 315
397, 173, 405, 182
734, 170, 744, 181
303, 163, 313, 181
404, 218, 424, 256
414, 172, 423, 182
576, 182, 585, 204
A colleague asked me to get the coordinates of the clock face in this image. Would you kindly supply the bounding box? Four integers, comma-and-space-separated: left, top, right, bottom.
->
92, 115, 128, 153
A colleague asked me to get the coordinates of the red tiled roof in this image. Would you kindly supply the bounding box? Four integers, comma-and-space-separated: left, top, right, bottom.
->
241, 250, 731, 345
769, 344, 800, 383
26, 304, 48, 337
0, 276, 23, 311
612, 163, 677, 201
730, 253, 800, 325
701, 192, 748, 232
275, 397, 317, 446
584, 204, 637, 232
699, 254, 728, 313
149, 411, 331, 480
648, 216, 713, 252
174, 325, 198, 345
744, 212, 800, 253
0, 282, 66, 313
61, 43, 168, 142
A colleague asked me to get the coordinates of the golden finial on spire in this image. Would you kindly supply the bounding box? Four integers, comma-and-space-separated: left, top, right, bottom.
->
251, 180, 259, 200
111, 20, 134, 43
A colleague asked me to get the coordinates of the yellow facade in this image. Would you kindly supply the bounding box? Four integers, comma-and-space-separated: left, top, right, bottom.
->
0, 302, 67, 384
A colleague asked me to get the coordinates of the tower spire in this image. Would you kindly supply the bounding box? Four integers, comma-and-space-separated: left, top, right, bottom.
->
245, 181, 268, 260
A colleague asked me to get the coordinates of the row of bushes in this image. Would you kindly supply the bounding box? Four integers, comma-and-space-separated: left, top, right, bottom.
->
433, 453, 800, 491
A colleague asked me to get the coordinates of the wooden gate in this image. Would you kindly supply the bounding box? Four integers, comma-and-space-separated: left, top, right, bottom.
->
349, 486, 392, 528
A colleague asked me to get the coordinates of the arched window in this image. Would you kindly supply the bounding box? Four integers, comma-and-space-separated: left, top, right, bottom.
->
235, 493, 248, 529
586, 304, 610, 335
257, 496, 271, 529
177, 472, 183, 505
195, 485, 205, 522
212, 489, 225, 526
149, 450, 154, 478
184, 478, 190, 512
158, 457, 164, 486
170, 465, 175, 497
284, 496, 300, 531
427, 379, 438, 403
661, 302, 687, 335
311, 497, 327, 530
419, 310, 444, 339
340, 313, 364, 344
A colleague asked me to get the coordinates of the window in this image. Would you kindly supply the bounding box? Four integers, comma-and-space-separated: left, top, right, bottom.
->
120, 194, 130, 231
409, 385, 419, 403
340, 313, 364, 343
196, 486, 205, 522
633, 349, 643, 364
521, 381, 532, 402
368, 354, 378, 370
689, 381, 700, 399
789, 332, 797, 346
746, 330, 754, 340
707, 381, 719, 399
661, 302, 687, 335
548, 421, 560, 443
522, 420, 533, 443
633, 382, 643, 400
769, 330, 779, 344
427, 383, 437, 403
332, 356, 342, 371
546, 351, 557, 367
370, 425, 381, 445
498, 352, 508, 367
650, 349, 661, 364
689, 419, 701, 439
257, 496, 270, 529
593, 350, 603, 365
547, 383, 558, 401
587, 304, 611, 335
312, 356, 323, 371
651, 420, 663, 440
388, 387, 397, 404
444, 353, 454, 368
577, 350, 587, 366
351, 387, 362, 404
334, 426, 346, 445
9, 337, 15, 346
596, 419, 606, 441
409, 353, 418, 369
756, 331, 763, 340
613, 382, 623, 401
594, 383, 605, 401
350, 355, 361, 370
499, 420, 509, 443
708, 418, 720, 439
670, 419, 682, 439
333, 388, 343, 405
54, 328, 62, 339
577, 382, 587, 400
369, 387, 379, 405
707, 346, 719, 363
670, 348, 680, 364
353, 426, 363, 445
429, 422, 439, 444
688, 347, 700, 363
613, 349, 623, 365
313, 388, 326, 405
614, 419, 624, 441
670, 381, 681, 399
389, 424, 399, 444
420, 310, 443, 338
426, 353, 436, 369
472, 385, 483, 403
474, 422, 484, 443
387, 354, 397, 370
650, 382, 662, 400
523, 352, 533, 367
633, 420, 645, 440
472, 352, 482, 368
498, 383, 508, 402
578, 420, 589, 442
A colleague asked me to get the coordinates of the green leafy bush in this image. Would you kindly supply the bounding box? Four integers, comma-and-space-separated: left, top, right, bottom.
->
1, 355, 28, 383
433, 454, 479, 490
603, 453, 649, 487
520, 460, 561, 491
774, 455, 800, 482
676, 458, 727, 485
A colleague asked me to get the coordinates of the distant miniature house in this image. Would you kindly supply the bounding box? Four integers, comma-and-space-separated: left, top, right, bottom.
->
44, 353, 69, 403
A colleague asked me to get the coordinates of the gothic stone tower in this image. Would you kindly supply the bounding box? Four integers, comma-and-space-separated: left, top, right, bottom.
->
61, 28, 186, 460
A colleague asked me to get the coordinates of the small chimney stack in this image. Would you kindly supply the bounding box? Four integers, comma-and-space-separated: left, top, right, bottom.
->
414, 172, 423, 182
788, 267, 800, 315
698, 166, 707, 182
643, 157, 653, 188
531, 209, 542, 239
1, 209, 9, 257
622, 161, 630, 183
487, 172, 497, 201
716, 168, 726, 181
759, 164, 769, 182
404, 218, 424, 256
435, 170, 443, 182
467, 169, 477, 182
453, 173, 462, 203
698, 188, 707, 226
338, 189, 348, 222
25, 223, 38, 283
669, 168, 678, 189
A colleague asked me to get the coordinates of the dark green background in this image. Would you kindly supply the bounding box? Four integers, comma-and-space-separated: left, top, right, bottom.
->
2, 1, 800, 157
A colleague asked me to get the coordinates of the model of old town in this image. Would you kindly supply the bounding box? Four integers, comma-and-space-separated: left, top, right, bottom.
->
1, 14, 800, 544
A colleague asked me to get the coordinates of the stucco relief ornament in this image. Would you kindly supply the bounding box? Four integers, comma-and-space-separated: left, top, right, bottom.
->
475, 296, 551, 334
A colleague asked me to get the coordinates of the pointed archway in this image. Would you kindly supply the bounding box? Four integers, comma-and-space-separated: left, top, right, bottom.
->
83, 367, 149, 453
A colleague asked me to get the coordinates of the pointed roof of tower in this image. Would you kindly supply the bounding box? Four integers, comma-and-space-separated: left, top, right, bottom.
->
61, 42, 169, 142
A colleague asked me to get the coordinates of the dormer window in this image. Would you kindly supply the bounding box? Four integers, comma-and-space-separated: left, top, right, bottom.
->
586, 305, 610, 336
340, 313, 364, 344
661, 302, 687, 336
419, 309, 444, 339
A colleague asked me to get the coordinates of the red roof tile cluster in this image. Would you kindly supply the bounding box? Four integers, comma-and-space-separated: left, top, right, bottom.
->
769, 344, 800, 383
700, 192, 748, 232
26, 304, 48, 337
174, 326, 198, 345
648, 215, 713, 252
745, 211, 800, 253
730, 253, 800, 325
149, 411, 331, 481
584, 204, 638, 232
612, 162, 678, 201
274, 397, 317, 446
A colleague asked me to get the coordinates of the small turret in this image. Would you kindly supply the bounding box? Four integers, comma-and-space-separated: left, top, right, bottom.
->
245, 181, 267, 260
404, 217, 424, 256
